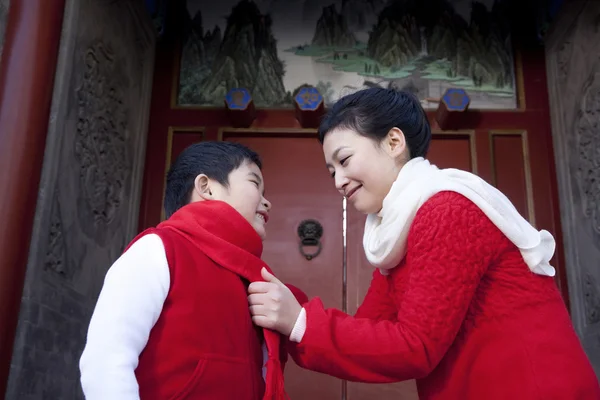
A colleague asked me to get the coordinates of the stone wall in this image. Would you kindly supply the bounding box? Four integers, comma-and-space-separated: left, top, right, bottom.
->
545, 0, 600, 377
0, 0, 10, 61
5, 0, 155, 398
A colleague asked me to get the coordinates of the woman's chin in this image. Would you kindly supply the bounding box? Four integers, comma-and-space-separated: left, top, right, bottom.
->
351, 199, 380, 215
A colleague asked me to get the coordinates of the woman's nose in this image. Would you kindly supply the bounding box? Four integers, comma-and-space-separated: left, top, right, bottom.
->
335, 173, 349, 191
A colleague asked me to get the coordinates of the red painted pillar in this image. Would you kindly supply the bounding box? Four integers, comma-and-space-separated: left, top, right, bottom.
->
0, 0, 66, 397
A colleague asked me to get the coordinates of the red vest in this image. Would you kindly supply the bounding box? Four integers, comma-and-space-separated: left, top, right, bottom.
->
132, 201, 290, 400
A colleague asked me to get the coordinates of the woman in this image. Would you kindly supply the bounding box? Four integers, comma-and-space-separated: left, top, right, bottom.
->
248, 88, 599, 399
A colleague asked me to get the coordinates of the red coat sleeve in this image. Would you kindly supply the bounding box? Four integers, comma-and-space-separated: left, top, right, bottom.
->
354, 270, 397, 321
289, 192, 504, 382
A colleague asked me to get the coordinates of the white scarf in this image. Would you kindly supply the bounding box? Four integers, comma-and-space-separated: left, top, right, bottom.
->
363, 157, 556, 277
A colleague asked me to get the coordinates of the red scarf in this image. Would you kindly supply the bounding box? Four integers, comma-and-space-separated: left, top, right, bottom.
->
157, 200, 289, 400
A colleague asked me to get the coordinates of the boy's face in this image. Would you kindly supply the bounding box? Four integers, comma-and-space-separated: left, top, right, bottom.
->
196, 161, 271, 240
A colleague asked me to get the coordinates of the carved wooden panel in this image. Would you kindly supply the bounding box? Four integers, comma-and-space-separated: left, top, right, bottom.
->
545, 0, 600, 376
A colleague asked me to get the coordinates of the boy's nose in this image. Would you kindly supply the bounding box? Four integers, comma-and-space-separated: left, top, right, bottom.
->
262, 198, 271, 211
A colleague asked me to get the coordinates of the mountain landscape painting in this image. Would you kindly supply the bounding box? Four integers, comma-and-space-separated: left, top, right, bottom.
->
178, 0, 517, 109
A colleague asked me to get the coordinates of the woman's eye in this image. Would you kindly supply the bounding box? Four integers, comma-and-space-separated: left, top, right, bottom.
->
251, 181, 260, 187
340, 156, 350, 166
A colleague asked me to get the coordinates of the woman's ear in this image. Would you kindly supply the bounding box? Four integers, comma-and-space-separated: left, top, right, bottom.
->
386, 127, 407, 159
193, 174, 213, 201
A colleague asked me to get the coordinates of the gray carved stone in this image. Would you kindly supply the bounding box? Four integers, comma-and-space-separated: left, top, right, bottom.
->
5, 0, 155, 398
576, 74, 600, 235
584, 274, 600, 325
44, 188, 68, 278
74, 40, 132, 247
0, 0, 10, 61
545, 0, 600, 378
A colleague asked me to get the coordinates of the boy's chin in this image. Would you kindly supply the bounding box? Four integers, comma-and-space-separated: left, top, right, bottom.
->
252, 224, 267, 241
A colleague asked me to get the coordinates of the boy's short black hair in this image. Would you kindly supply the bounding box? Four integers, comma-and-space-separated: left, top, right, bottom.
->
164, 141, 262, 218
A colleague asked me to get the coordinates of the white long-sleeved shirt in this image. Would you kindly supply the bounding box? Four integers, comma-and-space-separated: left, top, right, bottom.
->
79, 234, 268, 400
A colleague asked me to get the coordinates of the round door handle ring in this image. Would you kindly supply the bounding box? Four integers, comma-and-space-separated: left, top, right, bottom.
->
297, 219, 323, 261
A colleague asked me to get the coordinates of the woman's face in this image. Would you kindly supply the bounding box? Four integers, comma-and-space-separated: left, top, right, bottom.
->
322, 127, 407, 214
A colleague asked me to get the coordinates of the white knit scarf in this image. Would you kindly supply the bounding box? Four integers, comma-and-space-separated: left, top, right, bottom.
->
363, 157, 556, 277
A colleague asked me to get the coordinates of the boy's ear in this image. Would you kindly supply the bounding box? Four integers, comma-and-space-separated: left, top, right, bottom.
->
193, 174, 213, 201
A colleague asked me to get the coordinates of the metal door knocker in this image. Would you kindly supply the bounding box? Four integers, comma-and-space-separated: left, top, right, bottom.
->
297, 219, 323, 261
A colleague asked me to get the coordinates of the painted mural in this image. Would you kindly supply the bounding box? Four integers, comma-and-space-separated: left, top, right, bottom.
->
178, 0, 516, 109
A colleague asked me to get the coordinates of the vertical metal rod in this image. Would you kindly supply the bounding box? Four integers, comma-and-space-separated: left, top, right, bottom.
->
341, 197, 348, 400
342, 197, 347, 313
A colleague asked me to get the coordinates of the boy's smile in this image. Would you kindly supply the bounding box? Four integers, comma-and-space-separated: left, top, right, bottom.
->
256, 211, 269, 224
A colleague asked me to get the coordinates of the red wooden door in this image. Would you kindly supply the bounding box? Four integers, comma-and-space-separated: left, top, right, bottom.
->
225, 131, 345, 399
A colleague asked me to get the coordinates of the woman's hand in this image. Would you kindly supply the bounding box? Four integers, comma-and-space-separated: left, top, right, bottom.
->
248, 268, 302, 336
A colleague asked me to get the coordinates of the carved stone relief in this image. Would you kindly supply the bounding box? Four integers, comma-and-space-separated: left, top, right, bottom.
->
556, 39, 573, 82
576, 74, 600, 235
584, 274, 600, 325
5, 0, 156, 398
44, 188, 68, 278
75, 41, 132, 246
545, 0, 600, 377
0, 0, 10, 60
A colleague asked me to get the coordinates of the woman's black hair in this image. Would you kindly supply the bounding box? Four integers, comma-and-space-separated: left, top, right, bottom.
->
318, 87, 431, 159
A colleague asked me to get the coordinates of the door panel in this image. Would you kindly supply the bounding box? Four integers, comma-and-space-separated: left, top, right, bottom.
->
223, 131, 344, 400
488, 130, 534, 223
427, 131, 476, 172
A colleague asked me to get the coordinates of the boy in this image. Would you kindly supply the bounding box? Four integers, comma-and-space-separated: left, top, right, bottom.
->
80, 141, 302, 399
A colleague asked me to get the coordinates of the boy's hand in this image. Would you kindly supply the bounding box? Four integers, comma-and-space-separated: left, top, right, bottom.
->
248, 268, 302, 336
